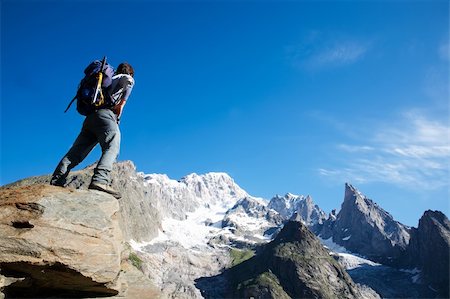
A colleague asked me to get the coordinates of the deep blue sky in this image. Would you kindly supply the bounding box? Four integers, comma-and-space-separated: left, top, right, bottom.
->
1, 0, 449, 227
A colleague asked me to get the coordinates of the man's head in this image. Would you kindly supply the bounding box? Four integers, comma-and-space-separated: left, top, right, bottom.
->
116, 62, 134, 77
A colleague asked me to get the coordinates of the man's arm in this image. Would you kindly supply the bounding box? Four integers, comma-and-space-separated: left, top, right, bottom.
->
112, 74, 134, 123
113, 98, 127, 122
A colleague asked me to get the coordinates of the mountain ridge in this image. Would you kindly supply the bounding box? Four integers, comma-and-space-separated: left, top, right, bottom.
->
1, 160, 448, 298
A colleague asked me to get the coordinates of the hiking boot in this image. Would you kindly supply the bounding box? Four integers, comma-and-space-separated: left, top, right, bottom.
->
50, 176, 66, 187
88, 182, 122, 199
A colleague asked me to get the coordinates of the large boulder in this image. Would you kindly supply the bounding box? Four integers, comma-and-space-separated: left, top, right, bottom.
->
4, 161, 162, 243
0, 184, 122, 297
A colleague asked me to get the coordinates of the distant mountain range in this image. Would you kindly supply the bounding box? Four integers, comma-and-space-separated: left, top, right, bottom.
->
1, 161, 448, 298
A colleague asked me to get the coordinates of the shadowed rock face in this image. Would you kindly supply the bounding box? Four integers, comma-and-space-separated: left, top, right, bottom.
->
0, 185, 122, 297
1, 262, 118, 298
259, 221, 363, 299
408, 210, 450, 298
197, 221, 367, 299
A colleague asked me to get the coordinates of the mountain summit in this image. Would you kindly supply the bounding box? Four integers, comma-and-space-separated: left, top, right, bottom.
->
317, 183, 410, 265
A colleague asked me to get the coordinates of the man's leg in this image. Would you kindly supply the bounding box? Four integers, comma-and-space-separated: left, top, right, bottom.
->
85, 109, 122, 198
88, 128, 121, 198
51, 130, 97, 186
91, 129, 121, 185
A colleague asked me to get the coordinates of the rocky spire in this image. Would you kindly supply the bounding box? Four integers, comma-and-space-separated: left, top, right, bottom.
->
407, 210, 450, 297
318, 183, 410, 266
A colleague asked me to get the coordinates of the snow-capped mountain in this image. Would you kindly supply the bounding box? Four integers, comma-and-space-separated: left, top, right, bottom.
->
221, 196, 283, 244
180, 172, 250, 207
132, 172, 259, 298
141, 172, 249, 221
268, 193, 327, 225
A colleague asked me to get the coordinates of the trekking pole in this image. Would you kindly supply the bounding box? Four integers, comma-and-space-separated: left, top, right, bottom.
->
92, 56, 107, 106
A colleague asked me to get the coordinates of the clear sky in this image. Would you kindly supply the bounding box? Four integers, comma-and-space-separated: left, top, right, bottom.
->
1, 0, 449, 227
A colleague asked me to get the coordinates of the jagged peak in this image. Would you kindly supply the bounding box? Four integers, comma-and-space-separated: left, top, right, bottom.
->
180, 172, 233, 182
344, 182, 357, 195
142, 172, 243, 190
420, 210, 450, 229
142, 172, 237, 186
305, 195, 313, 203
285, 192, 299, 199
343, 184, 389, 216
142, 173, 180, 188
181, 172, 248, 194
423, 210, 447, 220
343, 183, 387, 216
234, 196, 268, 207
345, 182, 355, 190
344, 183, 366, 202
271, 193, 306, 201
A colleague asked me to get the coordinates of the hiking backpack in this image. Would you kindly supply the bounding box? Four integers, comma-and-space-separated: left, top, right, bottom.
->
65, 57, 116, 115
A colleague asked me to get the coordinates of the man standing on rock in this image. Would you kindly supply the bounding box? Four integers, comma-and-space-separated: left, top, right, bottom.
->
50, 62, 135, 199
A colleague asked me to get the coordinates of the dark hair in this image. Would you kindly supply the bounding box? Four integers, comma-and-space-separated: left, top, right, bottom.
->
116, 62, 134, 77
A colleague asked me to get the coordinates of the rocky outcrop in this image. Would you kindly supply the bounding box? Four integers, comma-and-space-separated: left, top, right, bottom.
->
407, 210, 450, 298
317, 183, 410, 265
0, 184, 160, 298
268, 193, 327, 226
0, 185, 122, 297
5, 161, 162, 243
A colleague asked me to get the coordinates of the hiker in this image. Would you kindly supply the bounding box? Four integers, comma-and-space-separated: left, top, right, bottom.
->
50, 61, 135, 199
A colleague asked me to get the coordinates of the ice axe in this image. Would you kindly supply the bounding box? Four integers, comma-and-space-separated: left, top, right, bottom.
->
92, 56, 107, 107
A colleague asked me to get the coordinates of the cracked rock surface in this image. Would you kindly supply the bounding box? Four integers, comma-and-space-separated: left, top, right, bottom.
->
0, 184, 122, 297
